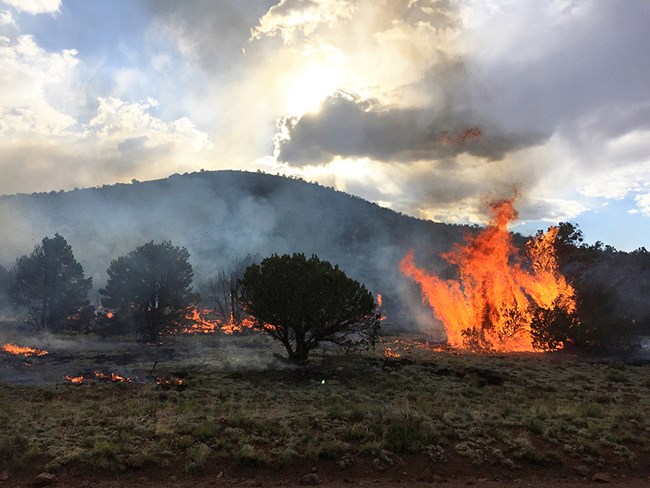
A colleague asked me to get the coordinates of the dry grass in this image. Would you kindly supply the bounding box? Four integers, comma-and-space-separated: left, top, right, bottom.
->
1, 334, 649, 479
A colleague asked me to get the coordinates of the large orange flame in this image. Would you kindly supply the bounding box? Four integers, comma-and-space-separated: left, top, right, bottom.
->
1, 343, 48, 357
400, 200, 575, 352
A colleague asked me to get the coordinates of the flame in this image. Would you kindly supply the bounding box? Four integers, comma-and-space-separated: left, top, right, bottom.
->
93, 371, 132, 382
1, 343, 48, 357
400, 200, 575, 352
383, 347, 401, 358
376, 293, 388, 321
182, 308, 275, 334
64, 375, 84, 384
183, 308, 219, 333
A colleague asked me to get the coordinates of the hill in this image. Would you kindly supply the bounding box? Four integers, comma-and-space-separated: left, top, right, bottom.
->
0, 170, 471, 334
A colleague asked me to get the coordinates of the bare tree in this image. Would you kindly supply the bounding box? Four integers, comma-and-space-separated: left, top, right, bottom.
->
208, 255, 255, 325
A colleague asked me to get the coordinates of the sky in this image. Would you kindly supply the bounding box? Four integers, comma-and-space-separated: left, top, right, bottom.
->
0, 0, 649, 250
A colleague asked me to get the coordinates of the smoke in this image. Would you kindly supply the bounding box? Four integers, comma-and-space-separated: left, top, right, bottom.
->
0, 323, 290, 385
0, 171, 457, 332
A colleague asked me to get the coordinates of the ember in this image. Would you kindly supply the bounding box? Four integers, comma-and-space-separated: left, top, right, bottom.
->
400, 200, 575, 352
156, 376, 184, 387
1, 343, 48, 357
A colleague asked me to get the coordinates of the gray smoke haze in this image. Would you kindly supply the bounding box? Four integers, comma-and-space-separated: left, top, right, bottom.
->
0, 171, 462, 335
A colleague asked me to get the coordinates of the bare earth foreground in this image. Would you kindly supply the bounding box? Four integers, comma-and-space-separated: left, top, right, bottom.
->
1, 332, 649, 487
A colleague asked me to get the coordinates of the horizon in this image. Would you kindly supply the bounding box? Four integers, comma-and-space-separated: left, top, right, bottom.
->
0, 1, 648, 251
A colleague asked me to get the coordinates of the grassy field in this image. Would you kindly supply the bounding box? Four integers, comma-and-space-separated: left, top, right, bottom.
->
1, 334, 649, 485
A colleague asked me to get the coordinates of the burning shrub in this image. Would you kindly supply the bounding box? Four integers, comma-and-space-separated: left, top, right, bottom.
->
239, 253, 381, 363
530, 223, 638, 353
12, 234, 93, 333
401, 201, 575, 352
99, 241, 199, 340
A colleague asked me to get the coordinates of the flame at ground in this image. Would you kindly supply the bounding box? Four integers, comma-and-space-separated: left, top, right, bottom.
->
182, 308, 275, 334
383, 347, 401, 358
64, 375, 84, 384
1, 343, 48, 357
94, 371, 132, 382
400, 200, 575, 352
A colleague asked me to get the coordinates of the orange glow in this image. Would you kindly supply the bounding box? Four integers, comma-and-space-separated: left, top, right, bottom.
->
440, 127, 482, 145
400, 200, 575, 352
94, 371, 132, 383
1, 343, 48, 357
459, 127, 482, 142
156, 376, 184, 386
383, 347, 401, 358
376, 293, 388, 321
181, 307, 275, 335
106, 311, 114, 319
182, 308, 219, 333
64, 375, 84, 384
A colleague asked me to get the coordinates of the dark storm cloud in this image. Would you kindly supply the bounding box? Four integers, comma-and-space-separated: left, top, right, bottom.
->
275, 91, 545, 165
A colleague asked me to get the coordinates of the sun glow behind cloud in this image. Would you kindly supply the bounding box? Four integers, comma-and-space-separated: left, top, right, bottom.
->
0, 1, 648, 248
285, 63, 344, 117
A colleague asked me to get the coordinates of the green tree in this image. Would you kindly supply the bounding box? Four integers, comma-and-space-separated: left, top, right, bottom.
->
529, 222, 636, 353
239, 253, 381, 363
99, 241, 199, 340
12, 234, 93, 333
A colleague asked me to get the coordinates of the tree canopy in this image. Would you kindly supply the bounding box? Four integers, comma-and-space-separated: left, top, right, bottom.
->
12, 233, 93, 333
239, 253, 381, 362
99, 241, 199, 340
529, 222, 638, 353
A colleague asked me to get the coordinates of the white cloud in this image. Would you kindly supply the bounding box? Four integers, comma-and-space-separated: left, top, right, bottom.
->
0, 28, 213, 195
88, 96, 213, 155
0, 35, 79, 136
0, 9, 16, 25
634, 194, 650, 217
580, 161, 650, 200
3, 0, 61, 15
251, 0, 357, 44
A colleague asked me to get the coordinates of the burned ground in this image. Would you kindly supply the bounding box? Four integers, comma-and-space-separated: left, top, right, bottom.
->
0, 332, 649, 487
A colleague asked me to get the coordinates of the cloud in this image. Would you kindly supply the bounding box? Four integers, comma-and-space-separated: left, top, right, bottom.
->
0, 0, 648, 243
0, 9, 16, 25
3, 0, 60, 15
633, 194, 650, 217
0, 35, 79, 136
0, 30, 213, 195
275, 91, 544, 165
251, 0, 357, 44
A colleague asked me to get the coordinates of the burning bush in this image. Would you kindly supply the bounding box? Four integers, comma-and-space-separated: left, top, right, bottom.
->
99, 241, 199, 341
239, 253, 381, 363
401, 200, 575, 352
529, 223, 638, 353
